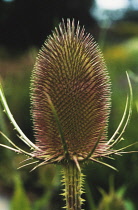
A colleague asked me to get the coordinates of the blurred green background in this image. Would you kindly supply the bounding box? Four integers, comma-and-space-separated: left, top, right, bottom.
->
0, 0, 138, 209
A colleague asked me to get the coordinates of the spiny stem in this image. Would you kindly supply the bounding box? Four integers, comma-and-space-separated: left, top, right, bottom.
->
62, 162, 84, 210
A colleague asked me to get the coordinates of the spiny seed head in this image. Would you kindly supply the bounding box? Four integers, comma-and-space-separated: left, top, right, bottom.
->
31, 19, 111, 163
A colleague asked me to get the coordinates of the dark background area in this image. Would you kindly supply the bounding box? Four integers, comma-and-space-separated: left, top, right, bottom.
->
0, 0, 96, 51
0, 0, 138, 209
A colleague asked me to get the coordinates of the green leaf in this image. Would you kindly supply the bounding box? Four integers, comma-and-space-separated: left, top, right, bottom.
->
10, 175, 31, 210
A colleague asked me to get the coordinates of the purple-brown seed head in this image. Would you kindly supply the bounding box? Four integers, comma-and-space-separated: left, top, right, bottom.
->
31, 19, 111, 164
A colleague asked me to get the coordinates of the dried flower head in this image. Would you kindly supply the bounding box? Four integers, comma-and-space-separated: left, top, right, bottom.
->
0, 19, 135, 210
31, 19, 111, 166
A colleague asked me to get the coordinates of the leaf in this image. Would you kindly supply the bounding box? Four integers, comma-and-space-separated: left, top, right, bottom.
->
10, 175, 31, 210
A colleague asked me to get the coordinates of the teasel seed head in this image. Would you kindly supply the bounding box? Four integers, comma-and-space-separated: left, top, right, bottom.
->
30, 19, 111, 166
0, 17, 136, 210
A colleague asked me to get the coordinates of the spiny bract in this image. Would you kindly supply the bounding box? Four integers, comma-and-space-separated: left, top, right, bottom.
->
31, 19, 111, 164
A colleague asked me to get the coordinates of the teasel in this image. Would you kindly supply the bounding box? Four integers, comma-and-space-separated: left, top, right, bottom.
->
0, 19, 136, 209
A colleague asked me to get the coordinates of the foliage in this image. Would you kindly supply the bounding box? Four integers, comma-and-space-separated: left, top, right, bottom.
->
11, 175, 31, 210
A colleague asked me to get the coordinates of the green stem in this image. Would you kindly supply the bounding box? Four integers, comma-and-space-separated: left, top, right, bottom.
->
62, 162, 84, 210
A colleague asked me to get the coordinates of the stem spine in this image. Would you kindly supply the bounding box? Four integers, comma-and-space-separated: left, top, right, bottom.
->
62, 162, 84, 210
